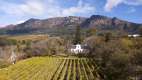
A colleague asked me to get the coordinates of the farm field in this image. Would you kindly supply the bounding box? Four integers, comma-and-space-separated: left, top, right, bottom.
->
6, 34, 49, 41
0, 56, 100, 80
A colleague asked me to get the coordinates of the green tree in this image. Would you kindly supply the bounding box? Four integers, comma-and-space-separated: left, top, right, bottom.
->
0, 38, 17, 46
139, 27, 142, 36
86, 28, 97, 36
104, 32, 112, 42
16, 42, 21, 52
73, 25, 82, 44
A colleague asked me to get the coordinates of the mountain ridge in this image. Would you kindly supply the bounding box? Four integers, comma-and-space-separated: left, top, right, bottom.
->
0, 15, 141, 35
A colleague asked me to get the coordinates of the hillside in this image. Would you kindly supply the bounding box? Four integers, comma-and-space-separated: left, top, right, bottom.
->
0, 15, 141, 35
1, 16, 86, 35
0, 56, 100, 80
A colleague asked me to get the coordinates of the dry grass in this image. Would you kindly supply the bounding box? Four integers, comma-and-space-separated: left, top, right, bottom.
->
7, 34, 49, 41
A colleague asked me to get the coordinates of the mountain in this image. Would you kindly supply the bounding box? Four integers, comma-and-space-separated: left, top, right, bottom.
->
1, 16, 86, 35
82, 15, 141, 34
0, 15, 141, 35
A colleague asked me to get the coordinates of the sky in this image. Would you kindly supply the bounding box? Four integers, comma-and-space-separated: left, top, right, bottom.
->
0, 0, 142, 27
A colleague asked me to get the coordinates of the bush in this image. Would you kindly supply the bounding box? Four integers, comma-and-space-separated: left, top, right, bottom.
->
22, 37, 66, 58
0, 60, 10, 69
0, 38, 17, 46
85, 36, 134, 80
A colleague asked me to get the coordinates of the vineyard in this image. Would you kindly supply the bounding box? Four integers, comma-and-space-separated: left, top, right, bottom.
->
0, 56, 100, 80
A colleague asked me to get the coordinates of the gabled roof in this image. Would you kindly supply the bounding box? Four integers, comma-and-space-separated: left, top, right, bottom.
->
69, 44, 89, 49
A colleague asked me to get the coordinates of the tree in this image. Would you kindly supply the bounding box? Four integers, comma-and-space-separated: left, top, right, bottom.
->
73, 25, 82, 44
16, 43, 21, 52
0, 38, 17, 46
139, 27, 142, 36
90, 40, 132, 80
26, 40, 32, 49
104, 32, 112, 42
86, 28, 97, 37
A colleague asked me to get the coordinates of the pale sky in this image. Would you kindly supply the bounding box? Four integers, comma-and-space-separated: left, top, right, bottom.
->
0, 0, 142, 26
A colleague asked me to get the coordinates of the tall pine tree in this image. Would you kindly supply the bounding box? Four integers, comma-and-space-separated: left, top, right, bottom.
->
139, 27, 142, 36
73, 25, 82, 45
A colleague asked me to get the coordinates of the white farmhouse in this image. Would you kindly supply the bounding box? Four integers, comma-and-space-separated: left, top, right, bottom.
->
69, 44, 89, 54
128, 34, 140, 38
